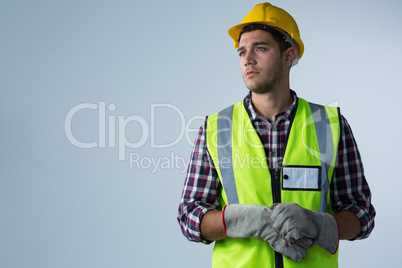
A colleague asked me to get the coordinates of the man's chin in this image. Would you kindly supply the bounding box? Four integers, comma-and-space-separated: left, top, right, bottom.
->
245, 83, 264, 94
248, 87, 272, 95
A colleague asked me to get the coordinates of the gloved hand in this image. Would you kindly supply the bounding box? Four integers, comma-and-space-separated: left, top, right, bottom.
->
270, 203, 339, 254
224, 204, 313, 262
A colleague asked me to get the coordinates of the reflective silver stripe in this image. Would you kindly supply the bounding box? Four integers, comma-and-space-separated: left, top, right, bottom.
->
217, 105, 239, 204
309, 103, 334, 212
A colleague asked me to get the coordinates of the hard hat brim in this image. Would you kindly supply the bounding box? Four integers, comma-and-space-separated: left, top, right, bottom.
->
228, 21, 304, 59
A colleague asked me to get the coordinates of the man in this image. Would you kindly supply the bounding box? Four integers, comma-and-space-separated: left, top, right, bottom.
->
177, 2, 375, 267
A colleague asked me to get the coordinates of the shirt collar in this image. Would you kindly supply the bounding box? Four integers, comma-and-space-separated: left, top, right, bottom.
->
244, 90, 298, 122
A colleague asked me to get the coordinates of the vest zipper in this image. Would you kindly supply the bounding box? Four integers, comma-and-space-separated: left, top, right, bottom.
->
271, 168, 282, 204
271, 168, 284, 268
271, 97, 296, 268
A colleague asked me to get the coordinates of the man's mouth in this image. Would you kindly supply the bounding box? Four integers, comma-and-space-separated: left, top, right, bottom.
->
246, 70, 259, 77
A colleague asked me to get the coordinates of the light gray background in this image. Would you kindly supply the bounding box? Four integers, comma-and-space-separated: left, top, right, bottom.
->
1, 0, 400, 267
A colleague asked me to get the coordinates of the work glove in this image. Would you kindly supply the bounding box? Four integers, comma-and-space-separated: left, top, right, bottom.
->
224, 204, 313, 262
271, 203, 339, 254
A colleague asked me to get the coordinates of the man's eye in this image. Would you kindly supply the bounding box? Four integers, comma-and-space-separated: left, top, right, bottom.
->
257, 47, 266, 51
238, 51, 246, 57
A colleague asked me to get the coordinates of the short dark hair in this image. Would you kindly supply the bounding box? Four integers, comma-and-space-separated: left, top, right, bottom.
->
239, 24, 292, 53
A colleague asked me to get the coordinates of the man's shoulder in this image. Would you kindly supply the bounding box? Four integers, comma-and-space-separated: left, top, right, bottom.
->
298, 97, 341, 114
207, 100, 244, 118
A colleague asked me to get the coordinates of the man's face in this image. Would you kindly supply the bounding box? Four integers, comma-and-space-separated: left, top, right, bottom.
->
238, 30, 285, 94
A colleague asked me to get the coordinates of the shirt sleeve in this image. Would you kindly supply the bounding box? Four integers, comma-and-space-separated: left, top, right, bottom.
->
331, 115, 376, 240
177, 121, 221, 244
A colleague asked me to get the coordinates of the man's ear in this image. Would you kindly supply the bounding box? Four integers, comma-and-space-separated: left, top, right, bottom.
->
284, 47, 296, 67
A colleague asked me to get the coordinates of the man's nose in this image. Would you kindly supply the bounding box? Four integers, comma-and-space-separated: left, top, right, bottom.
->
243, 51, 256, 66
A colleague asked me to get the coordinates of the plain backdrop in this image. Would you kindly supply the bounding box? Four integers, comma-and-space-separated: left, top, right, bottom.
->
1, 0, 401, 267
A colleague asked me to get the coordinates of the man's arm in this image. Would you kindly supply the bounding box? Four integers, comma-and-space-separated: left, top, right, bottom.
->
200, 210, 225, 242
334, 210, 361, 240
177, 124, 221, 243
331, 116, 375, 240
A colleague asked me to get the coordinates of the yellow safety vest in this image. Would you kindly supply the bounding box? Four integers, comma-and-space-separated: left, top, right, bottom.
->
206, 98, 341, 268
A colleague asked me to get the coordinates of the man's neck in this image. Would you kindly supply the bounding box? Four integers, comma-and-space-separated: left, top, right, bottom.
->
251, 88, 293, 122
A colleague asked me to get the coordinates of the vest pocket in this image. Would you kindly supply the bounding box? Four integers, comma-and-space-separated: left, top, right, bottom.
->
282, 166, 321, 191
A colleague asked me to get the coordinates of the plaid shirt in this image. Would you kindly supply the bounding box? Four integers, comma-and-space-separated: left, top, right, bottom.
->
177, 91, 375, 243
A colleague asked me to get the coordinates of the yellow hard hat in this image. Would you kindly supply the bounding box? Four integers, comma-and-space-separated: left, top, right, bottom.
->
228, 2, 304, 60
